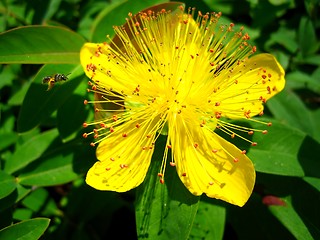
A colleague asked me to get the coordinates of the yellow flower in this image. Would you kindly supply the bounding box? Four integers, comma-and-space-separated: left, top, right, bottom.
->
80, 5, 285, 206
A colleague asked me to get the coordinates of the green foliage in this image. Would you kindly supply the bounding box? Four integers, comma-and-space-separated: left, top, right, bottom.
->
0, 0, 319, 239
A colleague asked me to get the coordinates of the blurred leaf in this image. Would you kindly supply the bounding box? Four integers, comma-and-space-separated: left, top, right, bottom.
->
299, 54, 320, 65
0, 171, 17, 199
22, 188, 61, 216
0, 132, 18, 150
267, 90, 320, 142
246, 120, 320, 177
298, 17, 318, 57
91, 0, 171, 42
13, 208, 33, 221
0, 218, 50, 240
8, 81, 31, 106
4, 129, 59, 174
135, 136, 200, 240
17, 64, 83, 133
0, 26, 85, 64
189, 199, 226, 240
286, 71, 320, 94
266, 28, 298, 53
269, 198, 314, 240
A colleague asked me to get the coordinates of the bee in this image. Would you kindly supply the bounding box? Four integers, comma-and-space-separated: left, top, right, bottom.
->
42, 73, 70, 91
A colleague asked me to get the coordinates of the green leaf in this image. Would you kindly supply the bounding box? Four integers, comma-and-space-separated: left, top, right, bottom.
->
0, 171, 17, 199
0, 26, 85, 64
189, 199, 226, 240
298, 17, 318, 57
247, 120, 320, 177
22, 188, 62, 216
17, 64, 83, 133
17, 151, 77, 187
0, 132, 18, 150
286, 71, 320, 94
57, 90, 89, 142
267, 90, 320, 142
135, 136, 200, 239
17, 143, 94, 187
91, 0, 171, 42
0, 218, 50, 240
303, 176, 320, 191
269, 198, 314, 240
4, 129, 59, 174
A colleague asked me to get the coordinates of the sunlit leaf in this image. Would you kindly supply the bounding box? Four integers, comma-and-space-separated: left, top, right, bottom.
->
0, 26, 85, 64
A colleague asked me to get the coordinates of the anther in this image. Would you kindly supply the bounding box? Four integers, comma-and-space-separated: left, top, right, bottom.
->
194, 143, 199, 148
234, 158, 239, 163
120, 164, 128, 169
136, 123, 140, 128
167, 145, 172, 149
267, 122, 272, 127
158, 173, 163, 177
106, 167, 111, 171
90, 142, 95, 147
251, 142, 257, 146
182, 173, 187, 177
122, 133, 128, 137
160, 178, 165, 184
84, 100, 88, 105
241, 150, 247, 154
262, 130, 268, 134
83, 122, 88, 128
170, 162, 176, 167
110, 126, 114, 133
212, 149, 218, 153
82, 133, 88, 138
248, 131, 254, 135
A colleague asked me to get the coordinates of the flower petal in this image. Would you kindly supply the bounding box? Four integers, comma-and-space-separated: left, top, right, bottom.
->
214, 53, 285, 119
86, 121, 156, 192
170, 116, 255, 206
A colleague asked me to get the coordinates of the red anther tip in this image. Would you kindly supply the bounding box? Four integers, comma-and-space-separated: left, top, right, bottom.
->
90, 142, 95, 147
82, 133, 88, 138
251, 142, 257, 146
83, 122, 88, 128
182, 173, 187, 177
160, 179, 165, 184
267, 122, 272, 127
262, 130, 268, 134
84, 100, 88, 105
248, 131, 254, 135
157, 173, 163, 177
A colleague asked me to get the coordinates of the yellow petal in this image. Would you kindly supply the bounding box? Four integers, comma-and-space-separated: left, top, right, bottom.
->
86, 121, 156, 192
215, 53, 285, 118
170, 116, 255, 206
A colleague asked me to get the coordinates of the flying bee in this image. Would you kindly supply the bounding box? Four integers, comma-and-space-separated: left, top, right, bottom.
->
42, 73, 70, 91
